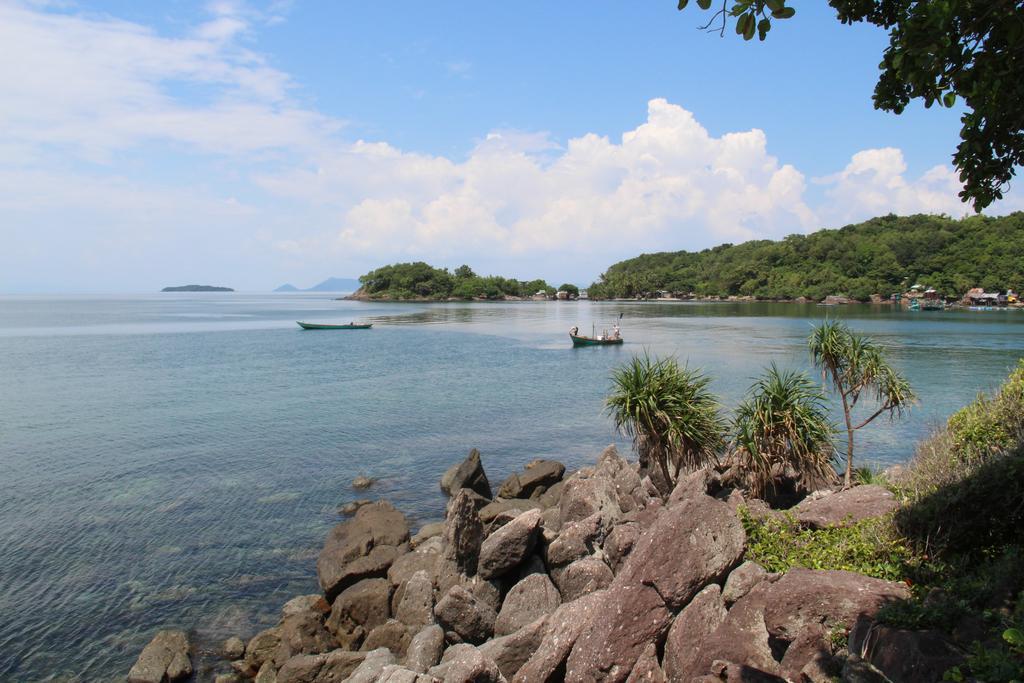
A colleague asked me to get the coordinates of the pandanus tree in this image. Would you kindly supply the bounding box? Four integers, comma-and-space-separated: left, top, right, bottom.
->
732, 364, 837, 498
606, 353, 727, 495
809, 321, 916, 487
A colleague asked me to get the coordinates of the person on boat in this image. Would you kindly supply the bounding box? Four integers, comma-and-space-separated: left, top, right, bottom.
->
570, 326, 578, 337
611, 323, 621, 340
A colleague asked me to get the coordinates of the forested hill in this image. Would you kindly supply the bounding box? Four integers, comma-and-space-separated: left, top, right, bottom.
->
588, 213, 1024, 301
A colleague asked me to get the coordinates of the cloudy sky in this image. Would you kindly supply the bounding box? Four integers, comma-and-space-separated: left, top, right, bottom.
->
1, 1, 1020, 292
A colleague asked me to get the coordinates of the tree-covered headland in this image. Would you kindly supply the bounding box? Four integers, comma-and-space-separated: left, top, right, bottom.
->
356, 262, 557, 301
588, 213, 1024, 301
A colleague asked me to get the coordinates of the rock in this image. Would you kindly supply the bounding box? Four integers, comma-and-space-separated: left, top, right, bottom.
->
537, 481, 565, 508
565, 584, 673, 682
545, 512, 607, 567
848, 617, 963, 683
512, 589, 608, 683
214, 674, 242, 683
793, 485, 898, 529
431, 644, 502, 683
317, 501, 410, 602
411, 522, 445, 548
841, 655, 893, 683
341, 499, 372, 515
396, 569, 435, 629
550, 556, 614, 602
479, 498, 543, 524
434, 585, 496, 644
325, 578, 391, 649
662, 584, 728, 681
479, 616, 549, 680
276, 611, 336, 661
440, 448, 492, 499
277, 652, 327, 683
405, 624, 445, 673
594, 445, 649, 513
516, 554, 547, 580
352, 476, 375, 489
666, 468, 715, 506
244, 627, 282, 672
625, 643, 666, 683
615, 494, 745, 610
389, 550, 440, 613
497, 460, 566, 499
362, 619, 412, 658
495, 573, 561, 636
722, 560, 770, 605
346, 647, 397, 683
254, 662, 278, 683
559, 472, 622, 527
128, 630, 193, 683
477, 508, 543, 579
603, 521, 640, 573
441, 490, 484, 576
282, 595, 329, 619
376, 664, 442, 683
223, 636, 246, 660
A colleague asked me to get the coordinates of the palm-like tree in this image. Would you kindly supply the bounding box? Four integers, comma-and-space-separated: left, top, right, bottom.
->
809, 320, 915, 487
606, 353, 726, 494
732, 364, 837, 498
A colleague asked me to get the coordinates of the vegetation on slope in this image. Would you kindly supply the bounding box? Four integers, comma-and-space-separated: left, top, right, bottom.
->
588, 213, 1024, 301
357, 262, 554, 301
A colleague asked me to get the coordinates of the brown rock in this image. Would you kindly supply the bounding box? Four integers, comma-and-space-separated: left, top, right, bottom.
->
478, 498, 543, 524
559, 473, 622, 527
512, 589, 609, 683
545, 512, 607, 567
410, 522, 445, 548
128, 629, 192, 683
325, 578, 390, 649
497, 460, 566, 499
244, 627, 283, 672
431, 644, 502, 683
223, 636, 246, 660
317, 501, 410, 602
495, 573, 561, 636
441, 490, 484, 576
662, 584, 728, 681
440, 448, 492, 499
479, 616, 549, 680
477, 508, 542, 579
434, 585, 497, 644
551, 556, 613, 602
276, 611, 336, 661
721, 560, 770, 605
346, 647, 398, 683
396, 569, 435, 630
793, 485, 898, 530
361, 619, 411, 658
405, 624, 445, 673
848, 617, 963, 683
625, 643, 666, 683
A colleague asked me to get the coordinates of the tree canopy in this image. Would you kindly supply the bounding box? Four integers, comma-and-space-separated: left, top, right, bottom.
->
358, 262, 555, 300
588, 212, 1024, 300
676, 0, 1024, 210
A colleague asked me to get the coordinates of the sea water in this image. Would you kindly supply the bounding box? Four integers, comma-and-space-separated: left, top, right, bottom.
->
1, 293, 1022, 680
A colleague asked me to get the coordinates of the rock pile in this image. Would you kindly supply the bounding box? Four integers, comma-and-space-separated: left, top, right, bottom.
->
128, 447, 942, 682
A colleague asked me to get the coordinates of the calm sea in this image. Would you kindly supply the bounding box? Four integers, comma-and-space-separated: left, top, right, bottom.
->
1, 293, 1022, 681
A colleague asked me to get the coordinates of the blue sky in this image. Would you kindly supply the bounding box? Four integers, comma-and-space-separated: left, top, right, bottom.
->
0, 1, 1018, 292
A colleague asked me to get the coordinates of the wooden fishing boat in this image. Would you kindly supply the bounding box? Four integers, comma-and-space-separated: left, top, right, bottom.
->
570, 333, 624, 346
296, 321, 373, 330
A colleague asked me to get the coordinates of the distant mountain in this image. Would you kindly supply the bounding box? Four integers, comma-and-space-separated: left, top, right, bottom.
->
162, 284, 233, 292
274, 277, 360, 293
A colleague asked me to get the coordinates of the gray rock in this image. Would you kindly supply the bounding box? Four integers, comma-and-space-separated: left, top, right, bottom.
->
440, 448, 492, 499
352, 476, 375, 489
545, 512, 607, 567
550, 556, 613, 602
361, 619, 412, 659
281, 594, 329, 619
625, 643, 666, 683
558, 473, 622, 527
565, 584, 672, 682
396, 569, 435, 629
793, 484, 898, 530
277, 652, 326, 683
434, 585, 496, 644
376, 664, 442, 683
340, 499, 372, 516
128, 629, 192, 683
325, 578, 390, 649
512, 589, 609, 683
662, 584, 728, 681
244, 627, 283, 673
223, 636, 246, 660
495, 573, 561, 636
479, 616, 549, 680
254, 662, 278, 683
405, 624, 445, 673
411, 522, 445, 548
477, 508, 543, 579
214, 674, 242, 683
478, 498, 543, 524
722, 560, 770, 605
497, 460, 566, 499
441, 490, 484, 576
430, 644, 502, 683
317, 501, 410, 602
346, 647, 397, 683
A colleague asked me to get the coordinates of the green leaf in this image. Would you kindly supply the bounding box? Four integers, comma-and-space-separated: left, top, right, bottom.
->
942, 92, 956, 108
697, 0, 712, 9
758, 17, 771, 40
765, 0, 784, 11
1004, 627, 1024, 646
743, 13, 756, 40
772, 6, 795, 18
677, 0, 688, 9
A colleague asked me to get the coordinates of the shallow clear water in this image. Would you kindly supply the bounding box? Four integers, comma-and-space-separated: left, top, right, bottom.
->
1, 293, 1022, 681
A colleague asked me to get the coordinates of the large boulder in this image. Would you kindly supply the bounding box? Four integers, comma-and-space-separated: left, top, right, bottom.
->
242, 627, 283, 674
276, 611, 336, 662
434, 585, 497, 644
276, 650, 367, 683
495, 573, 561, 636
325, 578, 391, 650
440, 448, 492, 499
479, 498, 543, 524
565, 584, 673, 682
431, 644, 502, 683
594, 446, 649, 513
545, 512, 608, 568
477, 508, 542, 579
512, 589, 609, 683
405, 624, 445, 673
479, 616, 549, 680
441, 490, 484, 576
550, 556, 614, 602
848, 617, 964, 683
128, 630, 192, 683
616, 494, 745, 610
396, 569, 435, 630
793, 485, 898, 529
626, 643, 667, 683
662, 584, 728, 681
559, 471, 623, 527
346, 647, 397, 683
721, 560, 771, 605
362, 619, 412, 659
376, 665, 442, 683
317, 501, 410, 602
497, 460, 566, 499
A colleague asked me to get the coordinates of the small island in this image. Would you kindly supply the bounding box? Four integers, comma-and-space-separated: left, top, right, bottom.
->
348, 262, 580, 301
161, 285, 234, 292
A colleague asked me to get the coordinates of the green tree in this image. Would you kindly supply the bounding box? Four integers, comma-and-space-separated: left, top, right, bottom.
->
606, 353, 727, 495
559, 283, 580, 297
675, 0, 1024, 210
809, 321, 916, 487
732, 364, 837, 497
454, 265, 476, 279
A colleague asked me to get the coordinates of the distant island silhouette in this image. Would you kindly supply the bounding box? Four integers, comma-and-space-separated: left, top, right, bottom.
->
161, 285, 234, 292
274, 277, 360, 292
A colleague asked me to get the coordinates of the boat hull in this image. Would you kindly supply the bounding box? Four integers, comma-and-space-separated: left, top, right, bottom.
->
570, 334, 623, 347
297, 322, 373, 330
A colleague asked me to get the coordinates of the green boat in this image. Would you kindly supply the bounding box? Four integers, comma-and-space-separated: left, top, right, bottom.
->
297, 321, 373, 330
570, 333, 624, 347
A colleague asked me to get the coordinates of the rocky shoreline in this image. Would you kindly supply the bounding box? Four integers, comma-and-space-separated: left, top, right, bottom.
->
127, 446, 939, 683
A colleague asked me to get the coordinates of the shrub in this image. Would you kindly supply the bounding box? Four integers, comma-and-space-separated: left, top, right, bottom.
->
947, 360, 1024, 461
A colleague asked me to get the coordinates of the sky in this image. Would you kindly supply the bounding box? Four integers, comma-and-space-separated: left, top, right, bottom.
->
1, 0, 1021, 293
